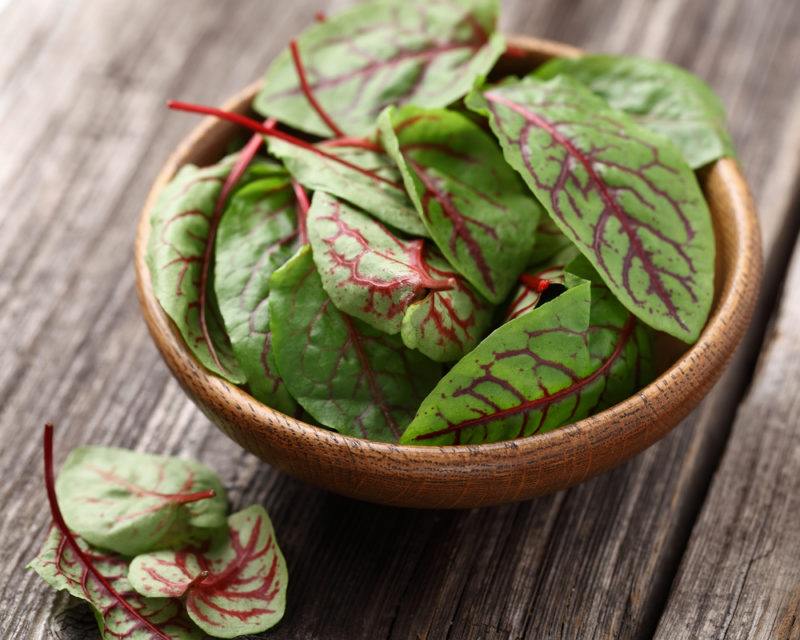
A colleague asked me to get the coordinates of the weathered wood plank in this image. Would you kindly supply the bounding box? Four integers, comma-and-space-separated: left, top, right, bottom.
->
654, 207, 800, 640
0, 1, 798, 639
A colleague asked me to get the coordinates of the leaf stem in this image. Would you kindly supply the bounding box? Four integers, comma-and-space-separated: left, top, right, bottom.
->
167, 101, 401, 190
421, 276, 458, 292
319, 137, 384, 153
185, 570, 210, 591
292, 180, 310, 245
169, 489, 217, 505
289, 39, 344, 138
42, 424, 170, 640
519, 273, 552, 294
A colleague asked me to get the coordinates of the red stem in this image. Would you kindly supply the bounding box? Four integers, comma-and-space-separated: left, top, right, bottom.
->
42, 424, 170, 640
198, 120, 272, 374
292, 180, 310, 245
289, 39, 344, 138
167, 101, 401, 190
519, 273, 552, 294
420, 276, 457, 292
185, 570, 210, 591
320, 137, 384, 153
169, 489, 217, 505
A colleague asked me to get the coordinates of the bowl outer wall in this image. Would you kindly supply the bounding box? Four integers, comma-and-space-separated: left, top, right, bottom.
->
134, 35, 762, 508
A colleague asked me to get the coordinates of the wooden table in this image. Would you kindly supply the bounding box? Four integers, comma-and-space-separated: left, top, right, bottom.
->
2, 1, 799, 638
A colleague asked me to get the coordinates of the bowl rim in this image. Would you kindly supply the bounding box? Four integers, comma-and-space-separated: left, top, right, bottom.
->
134, 34, 762, 502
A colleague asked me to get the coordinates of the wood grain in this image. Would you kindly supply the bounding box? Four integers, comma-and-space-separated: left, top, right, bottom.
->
1, 0, 798, 638
654, 193, 800, 638
654, 216, 800, 639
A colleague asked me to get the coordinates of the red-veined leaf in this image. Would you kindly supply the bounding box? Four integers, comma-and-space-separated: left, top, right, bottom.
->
534, 54, 734, 169
401, 281, 653, 445
30, 529, 202, 640
194, 125, 273, 381
28, 425, 201, 640
268, 136, 427, 236
253, 0, 505, 137
167, 101, 427, 236
307, 192, 455, 335
401, 251, 494, 362
214, 171, 300, 415
467, 76, 715, 342
380, 105, 541, 303
269, 246, 441, 441
56, 446, 226, 557
145, 156, 257, 382
308, 193, 493, 361
128, 506, 287, 639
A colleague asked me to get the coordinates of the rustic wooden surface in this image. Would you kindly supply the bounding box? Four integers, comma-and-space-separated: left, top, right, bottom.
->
655, 193, 800, 640
1, 0, 798, 638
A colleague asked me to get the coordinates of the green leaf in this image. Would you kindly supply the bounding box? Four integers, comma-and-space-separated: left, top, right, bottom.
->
535, 54, 734, 168
379, 105, 542, 303
29, 527, 202, 639
401, 281, 653, 445
214, 172, 300, 414
269, 246, 441, 441
531, 215, 577, 265
253, 0, 505, 137
56, 446, 226, 557
307, 191, 457, 335
468, 76, 715, 342
401, 251, 494, 362
268, 137, 428, 237
128, 506, 287, 639
564, 252, 607, 287
146, 156, 246, 382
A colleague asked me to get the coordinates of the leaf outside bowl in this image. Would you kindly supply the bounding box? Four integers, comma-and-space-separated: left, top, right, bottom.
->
134, 36, 762, 508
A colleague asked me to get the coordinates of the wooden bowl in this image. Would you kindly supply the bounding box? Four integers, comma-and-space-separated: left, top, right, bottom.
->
134, 36, 762, 508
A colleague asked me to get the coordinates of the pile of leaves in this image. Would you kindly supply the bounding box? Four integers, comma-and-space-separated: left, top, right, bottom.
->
147, 0, 732, 446
29, 424, 288, 639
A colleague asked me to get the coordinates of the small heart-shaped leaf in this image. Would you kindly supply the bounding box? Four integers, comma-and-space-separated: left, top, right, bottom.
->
56, 446, 226, 557
30, 528, 202, 640
401, 251, 494, 362
128, 506, 287, 639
